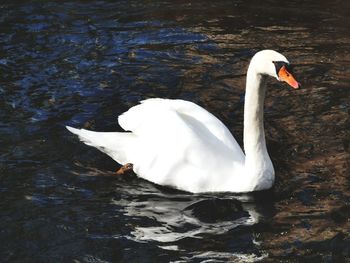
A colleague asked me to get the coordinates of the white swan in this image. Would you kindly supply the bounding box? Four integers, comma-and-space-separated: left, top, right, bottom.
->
67, 50, 299, 193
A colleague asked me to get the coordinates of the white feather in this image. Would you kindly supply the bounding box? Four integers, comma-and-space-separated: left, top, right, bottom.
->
67, 50, 294, 193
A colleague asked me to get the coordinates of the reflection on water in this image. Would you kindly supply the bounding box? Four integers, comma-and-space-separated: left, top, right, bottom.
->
123, 196, 254, 243
113, 182, 269, 261
0, 0, 349, 262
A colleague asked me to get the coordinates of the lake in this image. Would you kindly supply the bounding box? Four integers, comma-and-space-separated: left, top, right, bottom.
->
0, 0, 349, 262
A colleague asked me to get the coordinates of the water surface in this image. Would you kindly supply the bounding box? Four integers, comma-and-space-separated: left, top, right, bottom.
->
0, 0, 349, 262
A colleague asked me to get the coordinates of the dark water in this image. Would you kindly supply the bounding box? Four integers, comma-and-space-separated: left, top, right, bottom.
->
1, 0, 349, 262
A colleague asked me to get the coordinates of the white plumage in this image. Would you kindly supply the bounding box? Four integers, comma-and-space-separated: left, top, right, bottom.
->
67, 50, 299, 193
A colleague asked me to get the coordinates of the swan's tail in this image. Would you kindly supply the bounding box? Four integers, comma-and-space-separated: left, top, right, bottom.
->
66, 126, 136, 165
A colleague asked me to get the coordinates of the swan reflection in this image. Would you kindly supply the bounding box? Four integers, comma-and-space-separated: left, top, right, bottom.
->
112, 186, 270, 245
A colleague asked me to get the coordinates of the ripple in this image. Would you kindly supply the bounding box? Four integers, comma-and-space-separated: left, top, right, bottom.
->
1, 0, 349, 262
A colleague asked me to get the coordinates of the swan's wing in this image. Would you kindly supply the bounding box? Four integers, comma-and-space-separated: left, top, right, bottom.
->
116, 99, 245, 192
118, 98, 244, 158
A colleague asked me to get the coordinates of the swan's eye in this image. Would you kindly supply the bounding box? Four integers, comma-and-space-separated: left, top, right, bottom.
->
273, 61, 288, 75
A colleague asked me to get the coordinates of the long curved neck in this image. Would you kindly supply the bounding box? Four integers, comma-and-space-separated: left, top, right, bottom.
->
243, 63, 273, 183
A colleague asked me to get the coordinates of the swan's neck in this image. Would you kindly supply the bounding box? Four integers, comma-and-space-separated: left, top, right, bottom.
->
243, 65, 274, 189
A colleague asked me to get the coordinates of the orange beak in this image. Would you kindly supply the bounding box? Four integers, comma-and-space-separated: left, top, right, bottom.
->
278, 66, 300, 89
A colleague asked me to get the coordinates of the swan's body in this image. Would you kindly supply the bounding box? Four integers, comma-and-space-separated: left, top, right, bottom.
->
67, 50, 299, 193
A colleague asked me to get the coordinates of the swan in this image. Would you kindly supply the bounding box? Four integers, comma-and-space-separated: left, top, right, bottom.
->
66, 50, 299, 193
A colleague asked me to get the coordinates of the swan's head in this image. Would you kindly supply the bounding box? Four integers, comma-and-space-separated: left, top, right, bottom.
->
251, 50, 300, 89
